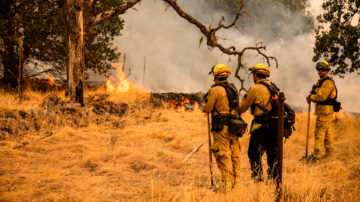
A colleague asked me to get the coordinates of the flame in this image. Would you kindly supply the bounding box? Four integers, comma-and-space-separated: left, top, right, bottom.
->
193, 102, 199, 111
169, 100, 177, 110
111, 62, 124, 69
168, 97, 198, 112
182, 98, 190, 106
193, 102, 202, 112
176, 97, 189, 112
47, 74, 55, 86
106, 66, 131, 93
177, 106, 186, 112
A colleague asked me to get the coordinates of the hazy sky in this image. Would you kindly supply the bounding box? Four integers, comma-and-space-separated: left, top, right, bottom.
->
111, 0, 360, 112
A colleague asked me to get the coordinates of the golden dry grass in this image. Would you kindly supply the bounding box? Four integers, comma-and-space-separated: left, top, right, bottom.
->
0, 89, 359, 201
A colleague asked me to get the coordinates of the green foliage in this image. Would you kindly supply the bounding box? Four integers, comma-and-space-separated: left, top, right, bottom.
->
84, 0, 125, 78
0, 0, 125, 82
313, 0, 360, 76
85, 1, 124, 78
203, 0, 314, 42
0, 0, 46, 84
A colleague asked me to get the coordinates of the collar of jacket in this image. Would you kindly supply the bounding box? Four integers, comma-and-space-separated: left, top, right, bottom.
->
214, 80, 228, 84
255, 78, 269, 84
317, 76, 329, 83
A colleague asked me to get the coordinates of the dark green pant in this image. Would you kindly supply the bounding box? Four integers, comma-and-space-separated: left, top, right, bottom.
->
248, 127, 278, 181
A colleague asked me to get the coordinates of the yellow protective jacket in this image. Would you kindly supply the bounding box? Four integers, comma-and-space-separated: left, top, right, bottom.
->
310, 77, 337, 116
238, 79, 272, 132
202, 80, 231, 115
238, 79, 272, 116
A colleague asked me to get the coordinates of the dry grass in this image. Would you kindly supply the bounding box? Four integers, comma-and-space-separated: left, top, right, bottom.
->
0, 88, 359, 201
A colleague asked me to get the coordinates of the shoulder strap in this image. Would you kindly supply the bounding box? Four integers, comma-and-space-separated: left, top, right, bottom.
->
212, 82, 239, 114
317, 77, 338, 99
318, 76, 331, 86
258, 81, 279, 95
256, 81, 279, 112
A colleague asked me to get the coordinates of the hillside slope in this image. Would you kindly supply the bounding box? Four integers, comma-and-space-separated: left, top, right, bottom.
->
0, 90, 359, 201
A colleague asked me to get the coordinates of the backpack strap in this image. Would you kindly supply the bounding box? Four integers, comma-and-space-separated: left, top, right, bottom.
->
325, 77, 338, 99
312, 76, 338, 105
312, 76, 338, 99
212, 82, 240, 115
255, 81, 279, 112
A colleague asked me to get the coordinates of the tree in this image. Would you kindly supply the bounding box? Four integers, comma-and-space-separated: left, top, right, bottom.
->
64, 0, 140, 104
0, 0, 35, 88
0, 0, 126, 89
313, 0, 360, 76
64, 0, 277, 102
1, 0, 276, 103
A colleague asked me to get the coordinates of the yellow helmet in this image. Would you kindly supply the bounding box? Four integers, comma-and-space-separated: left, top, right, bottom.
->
316, 60, 330, 71
210, 64, 231, 78
249, 63, 270, 77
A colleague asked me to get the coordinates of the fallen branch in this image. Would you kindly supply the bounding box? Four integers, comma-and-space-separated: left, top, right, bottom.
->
182, 143, 204, 164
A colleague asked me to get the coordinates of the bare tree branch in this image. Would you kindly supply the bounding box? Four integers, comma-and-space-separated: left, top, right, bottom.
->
213, 5, 244, 32
86, 0, 141, 33
83, 0, 277, 93
162, 0, 209, 37
234, 54, 248, 93
163, 0, 278, 93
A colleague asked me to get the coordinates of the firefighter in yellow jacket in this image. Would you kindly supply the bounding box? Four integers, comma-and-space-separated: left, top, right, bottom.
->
306, 60, 337, 160
202, 64, 241, 190
238, 63, 279, 181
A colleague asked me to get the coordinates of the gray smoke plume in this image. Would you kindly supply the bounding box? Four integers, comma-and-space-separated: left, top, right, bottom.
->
110, 0, 360, 113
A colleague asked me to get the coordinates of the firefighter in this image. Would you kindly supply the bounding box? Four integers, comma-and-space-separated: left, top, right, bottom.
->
238, 63, 279, 182
306, 60, 336, 160
202, 64, 241, 191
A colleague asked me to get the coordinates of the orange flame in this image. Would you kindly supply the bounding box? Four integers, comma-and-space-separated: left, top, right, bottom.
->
47, 74, 55, 86
106, 65, 131, 93
177, 106, 186, 112
193, 102, 201, 112
169, 100, 177, 110
168, 97, 196, 112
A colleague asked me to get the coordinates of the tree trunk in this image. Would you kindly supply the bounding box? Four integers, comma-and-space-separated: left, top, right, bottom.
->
17, 33, 25, 101
65, 0, 85, 105
2, 2, 19, 88
3, 38, 19, 88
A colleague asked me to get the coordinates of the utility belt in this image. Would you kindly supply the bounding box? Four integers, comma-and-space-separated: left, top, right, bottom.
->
211, 114, 247, 137
317, 99, 341, 112
211, 115, 230, 131
317, 99, 335, 105
253, 112, 279, 129
254, 114, 269, 124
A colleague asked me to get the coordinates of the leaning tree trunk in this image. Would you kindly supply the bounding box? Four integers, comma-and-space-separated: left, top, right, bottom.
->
65, 0, 85, 105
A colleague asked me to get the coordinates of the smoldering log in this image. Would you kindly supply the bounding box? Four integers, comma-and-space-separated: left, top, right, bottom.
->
150, 92, 206, 109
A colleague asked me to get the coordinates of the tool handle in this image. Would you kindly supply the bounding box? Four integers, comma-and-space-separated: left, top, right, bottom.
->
207, 113, 214, 187
305, 101, 311, 157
